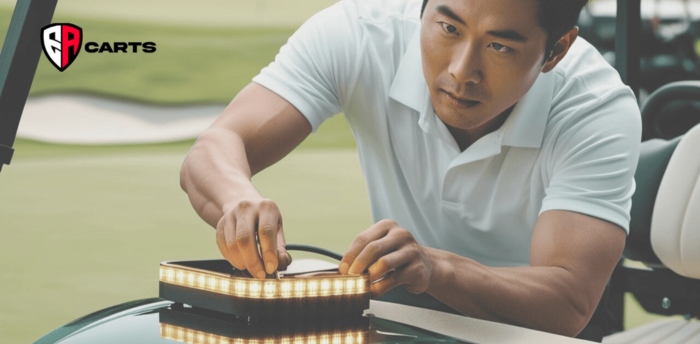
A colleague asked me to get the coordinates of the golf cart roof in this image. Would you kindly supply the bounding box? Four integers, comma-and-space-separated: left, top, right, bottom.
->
588, 0, 700, 20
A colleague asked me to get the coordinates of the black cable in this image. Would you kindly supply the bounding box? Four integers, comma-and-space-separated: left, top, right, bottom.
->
285, 244, 343, 261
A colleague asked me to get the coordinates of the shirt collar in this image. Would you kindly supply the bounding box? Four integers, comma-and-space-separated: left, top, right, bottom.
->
389, 28, 554, 150
500, 69, 555, 149
388, 29, 426, 114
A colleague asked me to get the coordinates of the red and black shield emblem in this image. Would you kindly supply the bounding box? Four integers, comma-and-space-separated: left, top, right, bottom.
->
41, 23, 83, 72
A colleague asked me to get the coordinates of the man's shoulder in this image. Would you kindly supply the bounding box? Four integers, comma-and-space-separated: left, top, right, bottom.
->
551, 37, 629, 99
544, 37, 641, 147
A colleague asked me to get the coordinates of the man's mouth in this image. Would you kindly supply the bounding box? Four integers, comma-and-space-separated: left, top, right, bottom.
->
441, 90, 481, 108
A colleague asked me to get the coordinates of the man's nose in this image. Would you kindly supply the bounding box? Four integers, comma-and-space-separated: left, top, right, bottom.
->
448, 43, 483, 84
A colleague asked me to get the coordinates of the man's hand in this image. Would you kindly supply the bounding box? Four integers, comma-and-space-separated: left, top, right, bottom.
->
215, 198, 292, 279
339, 219, 434, 297
180, 83, 311, 279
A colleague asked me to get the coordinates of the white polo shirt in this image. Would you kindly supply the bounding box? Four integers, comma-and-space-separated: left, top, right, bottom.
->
252, 0, 642, 267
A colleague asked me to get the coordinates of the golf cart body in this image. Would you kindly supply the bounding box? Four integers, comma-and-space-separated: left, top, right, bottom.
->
579, 0, 700, 93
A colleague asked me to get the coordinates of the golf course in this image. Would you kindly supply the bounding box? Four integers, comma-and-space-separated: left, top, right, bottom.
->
0, 2, 683, 343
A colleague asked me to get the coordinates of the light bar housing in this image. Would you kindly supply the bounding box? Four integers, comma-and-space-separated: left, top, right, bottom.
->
159, 260, 370, 318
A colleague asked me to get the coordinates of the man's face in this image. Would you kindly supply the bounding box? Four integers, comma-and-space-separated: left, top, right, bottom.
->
421, 0, 549, 133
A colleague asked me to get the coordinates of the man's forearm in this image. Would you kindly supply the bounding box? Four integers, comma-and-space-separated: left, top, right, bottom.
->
180, 126, 262, 227
424, 247, 599, 337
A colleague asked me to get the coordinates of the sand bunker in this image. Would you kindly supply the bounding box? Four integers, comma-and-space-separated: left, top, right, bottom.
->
17, 94, 225, 144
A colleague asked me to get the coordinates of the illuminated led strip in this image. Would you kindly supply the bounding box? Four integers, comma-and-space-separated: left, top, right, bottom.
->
159, 264, 369, 299
160, 323, 367, 344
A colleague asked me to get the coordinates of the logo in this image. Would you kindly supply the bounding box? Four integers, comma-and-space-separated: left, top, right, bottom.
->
41, 23, 157, 72
41, 23, 83, 72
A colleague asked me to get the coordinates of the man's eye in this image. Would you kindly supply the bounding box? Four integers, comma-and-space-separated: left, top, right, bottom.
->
489, 43, 511, 53
441, 22, 457, 34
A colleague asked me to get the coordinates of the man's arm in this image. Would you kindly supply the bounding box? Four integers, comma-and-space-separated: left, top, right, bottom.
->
425, 210, 625, 336
341, 210, 625, 337
180, 82, 311, 278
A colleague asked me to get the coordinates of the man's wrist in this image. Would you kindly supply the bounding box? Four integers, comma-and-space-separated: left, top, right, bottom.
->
424, 246, 454, 294
220, 179, 263, 214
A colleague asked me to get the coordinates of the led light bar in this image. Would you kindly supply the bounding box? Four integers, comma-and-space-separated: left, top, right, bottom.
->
160, 264, 368, 298
160, 323, 368, 344
159, 260, 370, 318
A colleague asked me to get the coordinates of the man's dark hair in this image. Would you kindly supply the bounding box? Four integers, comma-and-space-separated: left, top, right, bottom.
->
420, 0, 589, 59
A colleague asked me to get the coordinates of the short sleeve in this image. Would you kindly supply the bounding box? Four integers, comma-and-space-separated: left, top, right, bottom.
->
252, 1, 362, 132
540, 88, 642, 233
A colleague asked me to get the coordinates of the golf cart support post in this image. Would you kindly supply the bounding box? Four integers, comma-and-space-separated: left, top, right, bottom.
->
0, 0, 57, 172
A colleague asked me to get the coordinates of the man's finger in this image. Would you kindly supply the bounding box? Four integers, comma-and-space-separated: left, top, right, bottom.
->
257, 202, 280, 274
369, 266, 404, 298
368, 249, 411, 284
348, 224, 408, 275
369, 248, 418, 297
340, 220, 395, 275
234, 208, 266, 279
276, 224, 292, 271
217, 219, 244, 269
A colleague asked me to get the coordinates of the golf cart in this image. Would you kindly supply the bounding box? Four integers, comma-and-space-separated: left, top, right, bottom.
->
1, 0, 698, 343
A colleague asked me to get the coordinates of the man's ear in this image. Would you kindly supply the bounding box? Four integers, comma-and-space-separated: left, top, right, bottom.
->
542, 27, 579, 73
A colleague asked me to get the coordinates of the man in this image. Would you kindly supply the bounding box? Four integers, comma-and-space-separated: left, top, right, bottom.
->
180, 0, 641, 340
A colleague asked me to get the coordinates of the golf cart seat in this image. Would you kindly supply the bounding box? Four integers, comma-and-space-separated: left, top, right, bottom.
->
602, 82, 700, 343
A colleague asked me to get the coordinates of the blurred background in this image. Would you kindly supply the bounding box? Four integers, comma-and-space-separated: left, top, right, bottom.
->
0, 0, 698, 343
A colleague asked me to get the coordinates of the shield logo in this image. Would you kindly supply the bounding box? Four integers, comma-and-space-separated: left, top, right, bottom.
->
41, 23, 83, 72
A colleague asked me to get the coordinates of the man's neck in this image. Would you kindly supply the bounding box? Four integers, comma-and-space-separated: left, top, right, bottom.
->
445, 105, 515, 152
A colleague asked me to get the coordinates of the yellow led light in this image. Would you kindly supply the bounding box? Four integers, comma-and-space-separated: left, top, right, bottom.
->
332, 333, 342, 344
220, 279, 230, 293
177, 270, 185, 284
356, 278, 365, 293
249, 281, 262, 298
177, 327, 185, 340
308, 335, 317, 344
235, 280, 246, 296
345, 280, 355, 295
333, 280, 343, 295
345, 333, 354, 344
187, 273, 195, 287
264, 281, 276, 298
294, 281, 305, 298
320, 334, 330, 344
307, 280, 318, 297
281, 281, 292, 298
320, 280, 331, 296
294, 336, 304, 344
